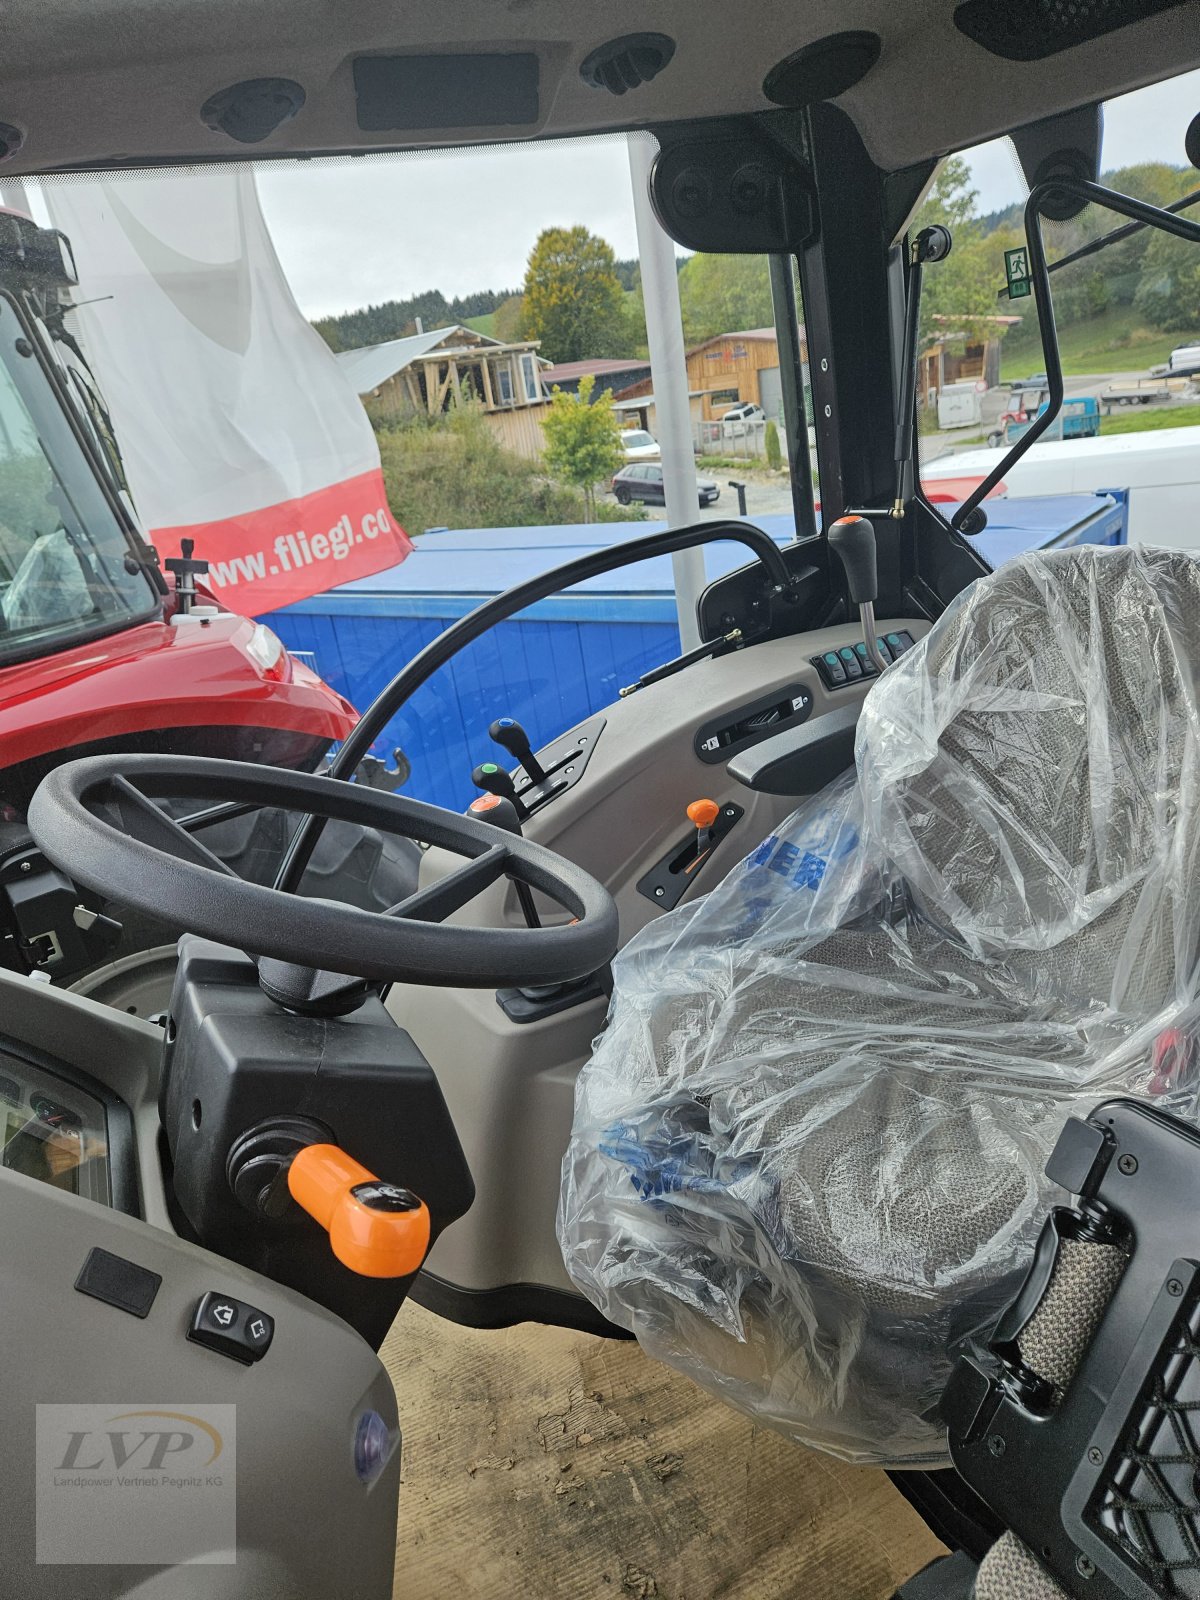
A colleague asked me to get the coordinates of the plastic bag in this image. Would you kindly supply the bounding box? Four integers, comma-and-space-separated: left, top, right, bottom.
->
559, 544, 1200, 1466
2, 527, 92, 632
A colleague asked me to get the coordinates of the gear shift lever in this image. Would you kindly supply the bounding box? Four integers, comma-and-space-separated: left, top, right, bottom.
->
489, 717, 547, 785
827, 515, 889, 675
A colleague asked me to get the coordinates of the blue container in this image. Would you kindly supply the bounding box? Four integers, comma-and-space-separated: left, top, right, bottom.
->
264, 494, 1125, 814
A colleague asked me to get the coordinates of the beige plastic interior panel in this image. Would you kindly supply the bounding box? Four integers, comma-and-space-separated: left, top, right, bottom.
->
2, 0, 1196, 184
0, 971, 400, 1598
390, 621, 928, 1298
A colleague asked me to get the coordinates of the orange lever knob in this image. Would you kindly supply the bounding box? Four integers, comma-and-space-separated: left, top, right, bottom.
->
687, 798, 721, 830
288, 1144, 431, 1279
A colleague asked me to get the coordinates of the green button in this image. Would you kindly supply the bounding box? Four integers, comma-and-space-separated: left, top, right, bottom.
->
824, 652, 838, 664
839, 647, 855, 661
886, 633, 900, 646
481, 762, 499, 774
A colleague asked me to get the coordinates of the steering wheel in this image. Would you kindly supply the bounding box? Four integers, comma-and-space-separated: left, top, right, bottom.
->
27, 755, 619, 989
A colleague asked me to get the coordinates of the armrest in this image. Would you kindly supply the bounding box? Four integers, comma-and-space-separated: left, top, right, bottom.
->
726, 703, 860, 795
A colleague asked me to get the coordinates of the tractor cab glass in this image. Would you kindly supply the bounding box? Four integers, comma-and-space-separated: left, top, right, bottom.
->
0, 314, 155, 662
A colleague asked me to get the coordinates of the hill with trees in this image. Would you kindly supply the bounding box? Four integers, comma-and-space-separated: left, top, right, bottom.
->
918, 158, 1199, 377
313, 285, 519, 352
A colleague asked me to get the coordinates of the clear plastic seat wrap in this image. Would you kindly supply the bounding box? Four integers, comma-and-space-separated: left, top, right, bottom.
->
558, 545, 1200, 1466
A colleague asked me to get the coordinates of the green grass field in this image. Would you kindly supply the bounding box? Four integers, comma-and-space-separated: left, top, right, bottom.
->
1100, 401, 1200, 436
463, 312, 497, 337
1000, 305, 1179, 380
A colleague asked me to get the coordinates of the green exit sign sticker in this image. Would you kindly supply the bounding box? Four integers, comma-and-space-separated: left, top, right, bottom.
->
1005, 246, 1031, 299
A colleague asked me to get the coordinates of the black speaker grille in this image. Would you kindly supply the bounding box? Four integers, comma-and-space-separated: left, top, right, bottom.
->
955, 0, 1188, 62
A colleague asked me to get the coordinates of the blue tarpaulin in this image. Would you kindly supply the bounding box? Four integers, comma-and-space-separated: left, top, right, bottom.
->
265, 493, 1126, 813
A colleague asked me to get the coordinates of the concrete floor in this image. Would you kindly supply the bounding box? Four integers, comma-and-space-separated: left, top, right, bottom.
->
382, 1304, 945, 1599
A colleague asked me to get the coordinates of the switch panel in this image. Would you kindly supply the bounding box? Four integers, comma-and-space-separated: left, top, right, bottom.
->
693, 684, 812, 765
188, 1290, 275, 1364
811, 631, 915, 690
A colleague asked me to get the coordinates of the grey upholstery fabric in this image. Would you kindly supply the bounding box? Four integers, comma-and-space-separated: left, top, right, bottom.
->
974, 1534, 1067, 1600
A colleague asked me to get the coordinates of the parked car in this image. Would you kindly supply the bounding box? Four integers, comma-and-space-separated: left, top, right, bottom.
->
619, 427, 660, 461
611, 462, 719, 506
719, 401, 764, 435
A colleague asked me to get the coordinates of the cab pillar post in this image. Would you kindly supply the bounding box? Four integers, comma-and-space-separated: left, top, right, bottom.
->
627, 131, 705, 651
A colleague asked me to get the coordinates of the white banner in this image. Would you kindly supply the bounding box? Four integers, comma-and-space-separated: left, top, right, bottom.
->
44, 169, 410, 613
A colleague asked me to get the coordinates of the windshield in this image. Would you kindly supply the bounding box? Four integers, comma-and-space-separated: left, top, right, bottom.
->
916, 68, 1200, 501
0, 297, 156, 665
621, 430, 656, 447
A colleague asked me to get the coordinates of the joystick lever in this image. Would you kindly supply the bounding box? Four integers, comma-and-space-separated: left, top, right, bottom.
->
827, 516, 889, 675
489, 717, 547, 785
472, 761, 522, 811
687, 797, 720, 860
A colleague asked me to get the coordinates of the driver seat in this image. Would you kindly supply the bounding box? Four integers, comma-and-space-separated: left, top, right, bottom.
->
559, 543, 1200, 1466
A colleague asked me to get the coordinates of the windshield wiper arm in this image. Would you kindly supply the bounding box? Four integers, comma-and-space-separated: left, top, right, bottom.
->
1045, 186, 1200, 277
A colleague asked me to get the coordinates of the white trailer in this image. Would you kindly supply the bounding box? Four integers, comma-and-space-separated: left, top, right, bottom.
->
923, 426, 1200, 549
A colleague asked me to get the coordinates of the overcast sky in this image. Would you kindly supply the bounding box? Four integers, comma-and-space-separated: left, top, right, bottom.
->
259, 68, 1200, 320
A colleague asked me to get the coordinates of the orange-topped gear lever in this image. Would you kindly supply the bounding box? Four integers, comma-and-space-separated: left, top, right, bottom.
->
288, 1145, 431, 1279
687, 798, 720, 831
687, 797, 721, 858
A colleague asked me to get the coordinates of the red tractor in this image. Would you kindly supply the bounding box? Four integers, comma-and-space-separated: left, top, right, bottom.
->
0, 206, 412, 1007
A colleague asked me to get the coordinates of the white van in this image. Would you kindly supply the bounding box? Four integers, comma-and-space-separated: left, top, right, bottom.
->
1169, 343, 1200, 375
923, 426, 1200, 549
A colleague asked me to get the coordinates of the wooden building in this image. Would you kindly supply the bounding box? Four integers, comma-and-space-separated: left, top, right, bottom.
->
337, 325, 552, 456
684, 327, 808, 422
918, 314, 1021, 402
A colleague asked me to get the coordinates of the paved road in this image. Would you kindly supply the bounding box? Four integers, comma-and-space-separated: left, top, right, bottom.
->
604, 473, 798, 525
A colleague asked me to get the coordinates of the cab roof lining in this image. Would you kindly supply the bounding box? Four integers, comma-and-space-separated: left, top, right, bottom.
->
0, 0, 1198, 177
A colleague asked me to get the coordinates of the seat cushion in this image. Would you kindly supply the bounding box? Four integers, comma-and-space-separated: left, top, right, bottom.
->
559, 545, 1200, 1466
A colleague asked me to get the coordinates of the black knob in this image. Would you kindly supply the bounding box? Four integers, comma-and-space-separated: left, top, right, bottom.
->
467, 793, 523, 834
472, 762, 518, 802
827, 515, 878, 606
489, 716, 547, 783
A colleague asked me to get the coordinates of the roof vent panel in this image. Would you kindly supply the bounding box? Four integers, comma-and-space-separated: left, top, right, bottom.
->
580, 34, 676, 96
200, 79, 306, 144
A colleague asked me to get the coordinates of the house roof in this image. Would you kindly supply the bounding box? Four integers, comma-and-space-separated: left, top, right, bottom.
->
685, 328, 785, 357
336, 323, 544, 395
543, 358, 652, 385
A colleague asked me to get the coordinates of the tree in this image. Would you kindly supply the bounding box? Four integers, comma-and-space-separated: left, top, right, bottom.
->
492, 293, 526, 343
912, 160, 1022, 354
521, 228, 629, 363
917, 156, 980, 231
1134, 228, 1200, 331
677, 254, 773, 344
764, 419, 782, 471
540, 374, 624, 521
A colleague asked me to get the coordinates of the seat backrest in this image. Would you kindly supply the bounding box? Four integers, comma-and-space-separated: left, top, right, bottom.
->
857, 545, 1200, 1013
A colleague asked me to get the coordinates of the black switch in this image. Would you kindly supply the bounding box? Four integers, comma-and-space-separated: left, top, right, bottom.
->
75, 1247, 162, 1319
350, 1180, 422, 1212
188, 1291, 274, 1364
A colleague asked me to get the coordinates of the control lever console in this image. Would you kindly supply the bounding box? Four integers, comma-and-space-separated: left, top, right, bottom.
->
473, 711, 607, 821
